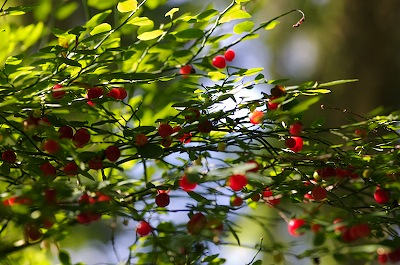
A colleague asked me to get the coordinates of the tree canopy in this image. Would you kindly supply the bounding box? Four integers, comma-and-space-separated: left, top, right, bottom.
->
0, 1, 400, 265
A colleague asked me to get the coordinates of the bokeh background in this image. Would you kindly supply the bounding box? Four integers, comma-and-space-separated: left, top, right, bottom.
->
3, 0, 400, 264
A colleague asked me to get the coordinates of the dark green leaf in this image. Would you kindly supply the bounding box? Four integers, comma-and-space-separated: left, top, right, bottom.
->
58, 250, 72, 265
175, 28, 204, 39
137, 144, 164, 159
58, 57, 82, 67
187, 191, 208, 203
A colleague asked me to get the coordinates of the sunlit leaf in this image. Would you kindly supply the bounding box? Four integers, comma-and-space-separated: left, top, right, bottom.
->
165, 7, 179, 18
264, 20, 280, 30
117, 0, 138, 13
90, 23, 112, 35
137, 29, 164, 40
220, 6, 251, 23
233, 21, 254, 34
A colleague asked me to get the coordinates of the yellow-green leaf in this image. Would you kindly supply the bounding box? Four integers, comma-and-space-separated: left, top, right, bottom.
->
208, 71, 226, 81
90, 23, 112, 35
220, 6, 251, 24
233, 21, 254, 34
127, 17, 154, 27
264, 20, 280, 30
137, 29, 164, 41
117, 0, 138, 13
165, 7, 179, 18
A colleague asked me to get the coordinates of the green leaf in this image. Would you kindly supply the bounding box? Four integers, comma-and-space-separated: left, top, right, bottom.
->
220, 6, 251, 24
264, 20, 280, 30
117, 0, 138, 13
165, 7, 179, 18
289, 96, 320, 115
137, 144, 164, 159
128, 17, 154, 27
252, 261, 262, 265
85, 10, 112, 29
313, 232, 326, 246
4, 5, 36, 16
233, 21, 254, 34
226, 223, 241, 245
137, 29, 164, 41
187, 191, 208, 203
90, 23, 112, 35
175, 28, 204, 39
58, 250, 72, 265
58, 57, 82, 67
317, 79, 358, 87
208, 71, 226, 81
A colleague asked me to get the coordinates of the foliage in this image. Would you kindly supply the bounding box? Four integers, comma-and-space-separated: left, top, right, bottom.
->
0, 0, 399, 264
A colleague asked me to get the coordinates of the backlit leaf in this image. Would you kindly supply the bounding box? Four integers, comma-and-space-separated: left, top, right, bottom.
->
233, 21, 254, 34
137, 29, 164, 40
117, 0, 138, 13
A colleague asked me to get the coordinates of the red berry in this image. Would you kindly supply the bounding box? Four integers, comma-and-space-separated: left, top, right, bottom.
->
179, 175, 197, 192
155, 193, 170, 207
76, 212, 92, 224
44, 188, 57, 205
88, 157, 103, 170
43, 139, 61, 154
318, 167, 337, 179
116, 87, 127, 100
58, 125, 74, 139
161, 137, 172, 147
179, 65, 194, 78
158, 123, 173, 138
107, 88, 120, 99
73, 128, 90, 148
184, 108, 200, 122
39, 162, 56, 177
288, 218, 306, 237
378, 254, 388, 264
105, 145, 121, 162
374, 187, 391, 204
311, 186, 327, 201
95, 191, 111, 202
333, 218, 346, 233
267, 96, 280, 110
63, 161, 79, 176
2, 150, 16, 163
197, 120, 213, 133
224, 49, 235, 62
355, 128, 367, 138
78, 193, 91, 205
135, 133, 149, 146
187, 213, 207, 234
249, 110, 264, 124
285, 138, 296, 148
25, 224, 42, 242
289, 122, 303, 135
230, 196, 243, 207
227, 174, 248, 191
284, 136, 303, 152
349, 223, 370, 239
212, 55, 226, 69
87, 87, 103, 100
23, 116, 40, 130
262, 188, 281, 206
51, 84, 65, 100
136, 220, 152, 236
